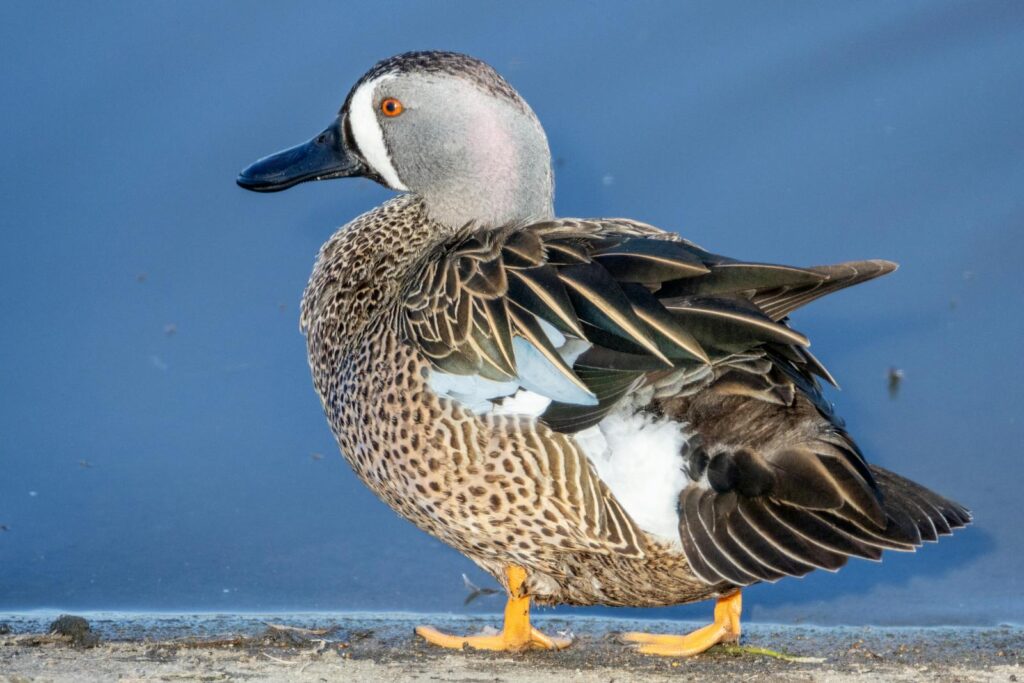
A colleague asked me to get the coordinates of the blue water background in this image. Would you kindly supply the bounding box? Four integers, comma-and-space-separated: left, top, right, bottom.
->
1, 1, 1022, 625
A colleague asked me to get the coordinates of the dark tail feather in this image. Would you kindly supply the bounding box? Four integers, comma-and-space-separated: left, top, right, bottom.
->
870, 465, 972, 546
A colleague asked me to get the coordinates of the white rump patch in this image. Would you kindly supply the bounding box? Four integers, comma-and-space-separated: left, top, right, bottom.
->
348, 75, 409, 191
574, 392, 691, 543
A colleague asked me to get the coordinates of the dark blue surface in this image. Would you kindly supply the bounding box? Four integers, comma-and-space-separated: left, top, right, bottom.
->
1, 1, 1021, 625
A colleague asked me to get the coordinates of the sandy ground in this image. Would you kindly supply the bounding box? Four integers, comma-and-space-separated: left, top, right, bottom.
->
0, 613, 1020, 682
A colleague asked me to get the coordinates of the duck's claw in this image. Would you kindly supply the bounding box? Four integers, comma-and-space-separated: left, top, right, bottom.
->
623, 591, 742, 657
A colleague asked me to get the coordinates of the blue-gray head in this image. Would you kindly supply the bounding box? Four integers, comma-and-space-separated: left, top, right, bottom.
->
238, 51, 554, 228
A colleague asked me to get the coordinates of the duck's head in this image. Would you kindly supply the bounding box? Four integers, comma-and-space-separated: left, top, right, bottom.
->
238, 51, 554, 229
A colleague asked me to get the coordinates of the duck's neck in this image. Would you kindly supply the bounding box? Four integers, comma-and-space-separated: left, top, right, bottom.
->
421, 175, 553, 229
417, 112, 554, 229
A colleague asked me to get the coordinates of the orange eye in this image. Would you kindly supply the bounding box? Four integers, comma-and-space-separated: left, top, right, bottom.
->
380, 98, 403, 117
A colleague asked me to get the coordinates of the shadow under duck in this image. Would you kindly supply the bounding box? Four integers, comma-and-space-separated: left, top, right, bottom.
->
237, 51, 969, 656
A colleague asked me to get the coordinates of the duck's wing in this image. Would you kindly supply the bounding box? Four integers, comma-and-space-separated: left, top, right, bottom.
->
402, 219, 709, 407
401, 218, 893, 429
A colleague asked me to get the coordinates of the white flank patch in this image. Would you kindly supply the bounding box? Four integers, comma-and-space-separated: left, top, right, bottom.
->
348, 75, 409, 191
574, 394, 691, 543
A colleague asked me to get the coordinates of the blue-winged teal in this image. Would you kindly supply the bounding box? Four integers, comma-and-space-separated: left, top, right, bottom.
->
238, 51, 969, 655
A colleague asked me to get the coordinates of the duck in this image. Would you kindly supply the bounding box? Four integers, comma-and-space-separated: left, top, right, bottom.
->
237, 51, 970, 656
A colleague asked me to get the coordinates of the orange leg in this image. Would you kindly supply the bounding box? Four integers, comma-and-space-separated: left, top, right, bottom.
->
415, 566, 572, 652
623, 591, 742, 656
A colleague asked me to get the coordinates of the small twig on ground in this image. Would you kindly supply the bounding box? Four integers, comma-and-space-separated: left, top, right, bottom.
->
7, 634, 65, 647
263, 622, 335, 637
715, 644, 825, 663
260, 652, 298, 665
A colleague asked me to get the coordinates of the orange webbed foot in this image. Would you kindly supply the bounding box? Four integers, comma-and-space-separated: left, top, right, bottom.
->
623, 591, 742, 657
416, 566, 573, 653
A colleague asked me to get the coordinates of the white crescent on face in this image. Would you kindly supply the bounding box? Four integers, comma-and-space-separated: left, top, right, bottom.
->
347, 74, 409, 192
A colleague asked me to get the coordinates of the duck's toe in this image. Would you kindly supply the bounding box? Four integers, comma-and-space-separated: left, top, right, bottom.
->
414, 624, 571, 652
623, 621, 737, 656
529, 626, 573, 650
